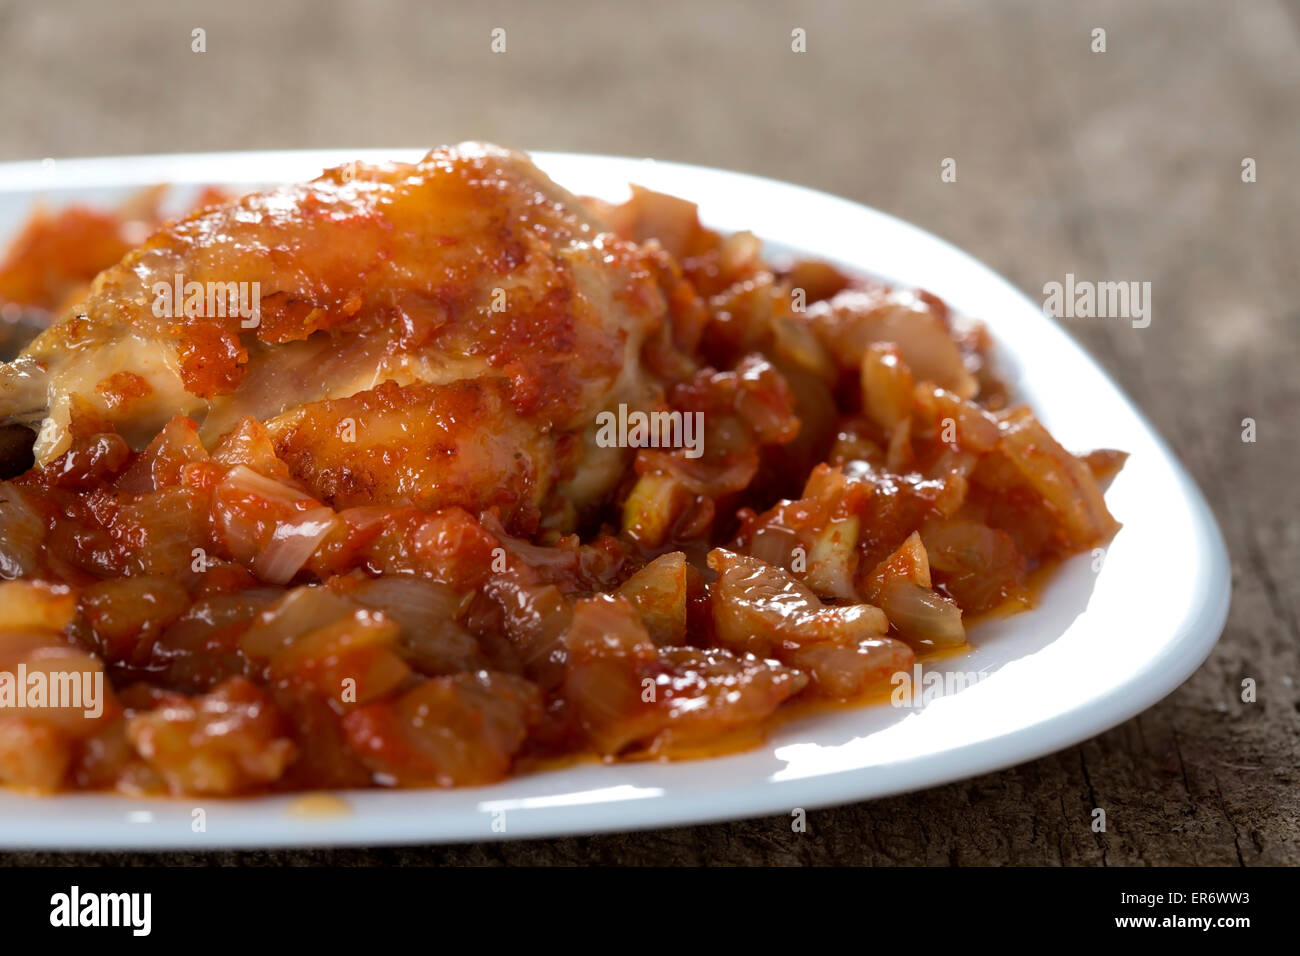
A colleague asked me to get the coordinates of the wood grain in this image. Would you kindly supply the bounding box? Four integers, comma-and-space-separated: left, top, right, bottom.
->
0, 0, 1295, 866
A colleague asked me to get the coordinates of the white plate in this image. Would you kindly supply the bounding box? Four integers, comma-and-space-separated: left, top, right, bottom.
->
0, 150, 1230, 849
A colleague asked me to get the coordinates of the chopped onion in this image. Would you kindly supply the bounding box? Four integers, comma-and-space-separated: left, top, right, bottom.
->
214, 464, 323, 565
877, 579, 966, 647
620, 473, 690, 549
719, 230, 762, 276
708, 548, 888, 658
0, 579, 76, 632
616, 552, 688, 645
861, 342, 914, 432
255, 507, 339, 585
0, 481, 43, 580
786, 637, 915, 701
240, 584, 356, 660
484, 573, 573, 690
997, 413, 1120, 549
808, 289, 978, 397
351, 576, 483, 676
771, 315, 834, 382
219, 464, 313, 508
350, 576, 468, 635
804, 515, 861, 600
479, 512, 578, 572
625, 185, 699, 258
747, 524, 799, 569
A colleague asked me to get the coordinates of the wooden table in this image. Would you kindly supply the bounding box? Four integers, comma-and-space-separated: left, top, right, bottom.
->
1, 0, 1295, 865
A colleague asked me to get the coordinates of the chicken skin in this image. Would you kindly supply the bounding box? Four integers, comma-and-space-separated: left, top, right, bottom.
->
0, 143, 670, 532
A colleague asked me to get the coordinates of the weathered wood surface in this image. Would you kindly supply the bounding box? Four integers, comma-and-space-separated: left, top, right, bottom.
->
0, 0, 1295, 866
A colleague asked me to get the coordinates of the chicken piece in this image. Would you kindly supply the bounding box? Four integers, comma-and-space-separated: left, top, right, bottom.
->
0, 144, 672, 532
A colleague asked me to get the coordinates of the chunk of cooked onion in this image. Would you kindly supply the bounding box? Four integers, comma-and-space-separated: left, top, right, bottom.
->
255, 507, 339, 585
0, 481, 43, 580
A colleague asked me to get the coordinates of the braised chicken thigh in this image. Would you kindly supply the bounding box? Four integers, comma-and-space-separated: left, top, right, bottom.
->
1, 144, 669, 532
